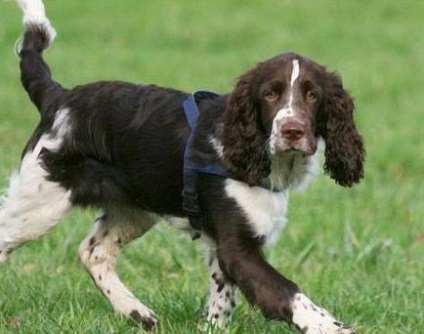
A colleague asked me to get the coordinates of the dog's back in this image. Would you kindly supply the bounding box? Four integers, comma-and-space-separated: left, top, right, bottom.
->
15, 0, 196, 214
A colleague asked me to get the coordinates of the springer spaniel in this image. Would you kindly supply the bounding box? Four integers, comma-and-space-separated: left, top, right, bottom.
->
0, 1, 364, 333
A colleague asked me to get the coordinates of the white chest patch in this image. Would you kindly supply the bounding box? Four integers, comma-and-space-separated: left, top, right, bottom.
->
224, 179, 289, 245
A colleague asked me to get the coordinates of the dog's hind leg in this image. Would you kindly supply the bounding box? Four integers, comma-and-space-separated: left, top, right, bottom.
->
0, 140, 72, 262
205, 248, 237, 329
78, 208, 158, 330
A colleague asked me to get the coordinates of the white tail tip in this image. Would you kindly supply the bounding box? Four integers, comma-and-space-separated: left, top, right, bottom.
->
16, 0, 57, 45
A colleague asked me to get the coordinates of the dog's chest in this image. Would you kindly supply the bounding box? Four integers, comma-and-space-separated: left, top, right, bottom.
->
224, 179, 289, 245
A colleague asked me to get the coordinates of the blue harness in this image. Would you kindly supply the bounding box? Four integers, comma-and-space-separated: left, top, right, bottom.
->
182, 91, 228, 234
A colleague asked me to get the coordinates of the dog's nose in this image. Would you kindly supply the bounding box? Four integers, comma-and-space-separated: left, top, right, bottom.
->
281, 122, 305, 141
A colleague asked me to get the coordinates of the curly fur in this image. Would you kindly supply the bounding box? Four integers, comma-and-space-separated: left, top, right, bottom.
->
222, 69, 271, 186
317, 72, 365, 186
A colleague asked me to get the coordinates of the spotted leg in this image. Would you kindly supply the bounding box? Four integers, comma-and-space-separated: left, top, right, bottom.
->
205, 249, 237, 328
215, 236, 354, 334
291, 293, 354, 334
78, 208, 158, 330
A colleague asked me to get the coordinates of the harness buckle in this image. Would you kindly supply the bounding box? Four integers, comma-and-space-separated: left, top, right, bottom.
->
182, 189, 201, 216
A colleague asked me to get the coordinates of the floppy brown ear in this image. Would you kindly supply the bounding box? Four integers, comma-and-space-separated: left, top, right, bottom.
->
317, 72, 365, 187
222, 70, 270, 186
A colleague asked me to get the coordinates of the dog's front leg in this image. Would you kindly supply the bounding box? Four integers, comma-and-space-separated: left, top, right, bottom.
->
217, 241, 354, 333
217, 241, 298, 323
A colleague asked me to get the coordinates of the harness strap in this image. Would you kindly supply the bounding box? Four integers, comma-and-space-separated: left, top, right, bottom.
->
182, 91, 281, 237
182, 90, 226, 235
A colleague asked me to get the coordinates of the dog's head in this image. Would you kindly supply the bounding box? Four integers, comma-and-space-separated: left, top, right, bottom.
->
222, 52, 365, 187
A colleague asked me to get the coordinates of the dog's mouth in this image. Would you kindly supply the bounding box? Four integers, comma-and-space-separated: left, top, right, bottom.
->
269, 132, 318, 157
273, 141, 317, 157
281, 148, 308, 156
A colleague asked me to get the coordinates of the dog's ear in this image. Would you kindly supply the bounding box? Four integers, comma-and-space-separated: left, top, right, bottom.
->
317, 71, 365, 187
222, 69, 270, 186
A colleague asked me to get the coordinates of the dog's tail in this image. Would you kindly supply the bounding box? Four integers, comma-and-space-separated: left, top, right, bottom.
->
15, 0, 64, 113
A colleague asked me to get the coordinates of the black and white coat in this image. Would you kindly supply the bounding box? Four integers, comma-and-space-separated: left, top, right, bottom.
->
0, 1, 365, 333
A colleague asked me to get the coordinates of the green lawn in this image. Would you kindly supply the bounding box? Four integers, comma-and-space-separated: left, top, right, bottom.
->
0, 0, 423, 333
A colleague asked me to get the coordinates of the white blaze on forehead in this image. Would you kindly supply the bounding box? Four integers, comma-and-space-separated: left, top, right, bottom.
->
269, 59, 302, 153
274, 59, 301, 119
290, 59, 300, 87
287, 59, 300, 107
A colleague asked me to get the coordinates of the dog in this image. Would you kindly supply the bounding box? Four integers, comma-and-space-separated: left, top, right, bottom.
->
0, 0, 364, 332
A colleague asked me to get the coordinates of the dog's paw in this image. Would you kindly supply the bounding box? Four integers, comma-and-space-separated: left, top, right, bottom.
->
301, 322, 354, 334
198, 321, 230, 334
0, 248, 10, 263
292, 293, 354, 334
128, 309, 158, 331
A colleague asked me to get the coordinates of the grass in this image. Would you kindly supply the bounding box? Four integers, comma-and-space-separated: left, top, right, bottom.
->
0, 0, 423, 333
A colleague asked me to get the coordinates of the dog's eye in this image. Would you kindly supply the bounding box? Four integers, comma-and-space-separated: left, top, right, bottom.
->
306, 91, 317, 103
264, 91, 279, 101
